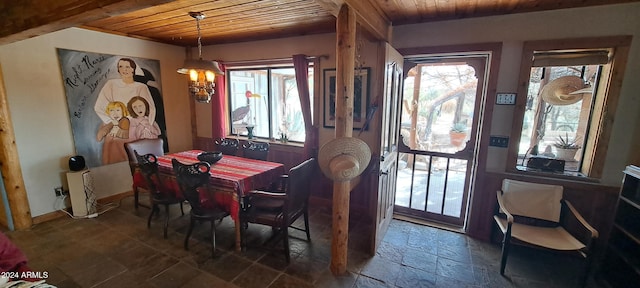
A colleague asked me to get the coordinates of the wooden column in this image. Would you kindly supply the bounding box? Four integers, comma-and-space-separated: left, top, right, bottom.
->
0, 64, 32, 229
330, 4, 356, 275
334, 6, 356, 138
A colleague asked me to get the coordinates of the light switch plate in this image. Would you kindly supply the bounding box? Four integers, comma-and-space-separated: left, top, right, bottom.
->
496, 93, 516, 105
489, 136, 509, 148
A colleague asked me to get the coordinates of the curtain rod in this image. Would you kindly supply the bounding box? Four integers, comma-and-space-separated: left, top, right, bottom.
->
222, 55, 328, 66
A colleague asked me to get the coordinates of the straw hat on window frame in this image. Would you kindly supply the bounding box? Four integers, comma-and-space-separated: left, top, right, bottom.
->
540, 76, 590, 106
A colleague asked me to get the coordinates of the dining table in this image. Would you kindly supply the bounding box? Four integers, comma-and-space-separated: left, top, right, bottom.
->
154, 150, 285, 251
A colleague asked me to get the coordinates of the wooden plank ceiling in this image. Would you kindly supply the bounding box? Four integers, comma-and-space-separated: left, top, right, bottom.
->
1, 0, 638, 46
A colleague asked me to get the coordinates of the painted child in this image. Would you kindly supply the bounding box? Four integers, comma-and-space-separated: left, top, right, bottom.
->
127, 96, 161, 140
96, 101, 130, 164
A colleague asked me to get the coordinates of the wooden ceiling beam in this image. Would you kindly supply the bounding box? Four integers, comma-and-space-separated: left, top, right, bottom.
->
0, 0, 178, 45
315, 0, 391, 42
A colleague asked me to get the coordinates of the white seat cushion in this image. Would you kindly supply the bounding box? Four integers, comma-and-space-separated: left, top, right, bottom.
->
494, 216, 586, 251
501, 179, 563, 223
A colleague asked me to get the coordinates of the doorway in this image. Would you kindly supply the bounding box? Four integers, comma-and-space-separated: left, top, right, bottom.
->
393, 53, 490, 229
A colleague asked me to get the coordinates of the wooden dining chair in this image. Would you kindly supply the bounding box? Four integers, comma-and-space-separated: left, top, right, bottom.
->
172, 158, 230, 257
214, 138, 240, 156
242, 141, 270, 161
124, 138, 164, 209
135, 152, 184, 239
240, 158, 316, 262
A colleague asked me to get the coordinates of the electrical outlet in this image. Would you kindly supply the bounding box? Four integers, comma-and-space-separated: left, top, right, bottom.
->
54, 187, 63, 196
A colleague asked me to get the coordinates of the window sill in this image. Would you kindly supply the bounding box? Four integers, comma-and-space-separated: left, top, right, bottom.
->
229, 136, 305, 148
269, 140, 304, 148
512, 166, 599, 183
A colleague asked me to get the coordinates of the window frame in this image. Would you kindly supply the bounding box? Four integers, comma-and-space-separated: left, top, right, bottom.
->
225, 62, 313, 144
508, 36, 632, 179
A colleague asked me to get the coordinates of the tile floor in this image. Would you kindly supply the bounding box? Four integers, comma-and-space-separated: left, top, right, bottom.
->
3, 196, 607, 288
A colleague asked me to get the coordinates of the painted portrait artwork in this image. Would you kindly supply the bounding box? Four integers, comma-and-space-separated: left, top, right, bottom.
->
57, 49, 168, 168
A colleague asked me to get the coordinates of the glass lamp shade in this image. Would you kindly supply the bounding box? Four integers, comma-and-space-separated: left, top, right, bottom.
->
177, 59, 224, 75
177, 59, 224, 103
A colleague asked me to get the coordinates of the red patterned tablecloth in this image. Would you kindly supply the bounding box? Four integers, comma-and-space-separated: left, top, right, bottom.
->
155, 150, 285, 220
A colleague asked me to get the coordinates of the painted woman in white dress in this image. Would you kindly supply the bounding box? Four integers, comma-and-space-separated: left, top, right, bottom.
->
94, 58, 156, 136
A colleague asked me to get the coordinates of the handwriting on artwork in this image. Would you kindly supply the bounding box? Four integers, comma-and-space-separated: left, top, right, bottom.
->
64, 54, 110, 119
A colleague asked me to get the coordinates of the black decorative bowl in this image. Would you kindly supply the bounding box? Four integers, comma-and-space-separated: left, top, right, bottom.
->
197, 151, 223, 165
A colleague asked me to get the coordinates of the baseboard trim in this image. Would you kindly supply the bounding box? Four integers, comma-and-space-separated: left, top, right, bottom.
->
32, 190, 134, 225
32, 210, 68, 224
98, 190, 134, 205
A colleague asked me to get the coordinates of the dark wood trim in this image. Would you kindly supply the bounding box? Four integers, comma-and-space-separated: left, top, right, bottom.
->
194, 136, 307, 171
194, 136, 217, 151
398, 42, 505, 57
467, 43, 503, 239
397, 42, 504, 240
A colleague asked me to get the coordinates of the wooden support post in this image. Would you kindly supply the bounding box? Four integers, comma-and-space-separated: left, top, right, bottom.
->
334, 4, 356, 139
0, 64, 32, 229
330, 4, 356, 275
331, 180, 351, 274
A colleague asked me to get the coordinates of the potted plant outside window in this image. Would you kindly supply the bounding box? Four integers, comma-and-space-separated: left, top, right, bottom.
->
553, 133, 581, 161
449, 122, 468, 147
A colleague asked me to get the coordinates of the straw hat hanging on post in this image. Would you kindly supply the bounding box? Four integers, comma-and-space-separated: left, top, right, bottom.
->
319, 137, 371, 277
319, 137, 371, 182
540, 75, 590, 106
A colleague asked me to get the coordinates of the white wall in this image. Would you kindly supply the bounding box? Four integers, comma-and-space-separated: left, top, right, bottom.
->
392, 2, 640, 185
0, 28, 190, 217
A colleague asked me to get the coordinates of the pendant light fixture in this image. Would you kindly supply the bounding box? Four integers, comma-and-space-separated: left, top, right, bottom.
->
177, 12, 224, 104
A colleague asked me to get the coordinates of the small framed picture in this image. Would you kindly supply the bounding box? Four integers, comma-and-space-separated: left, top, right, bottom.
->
323, 67, 370, 130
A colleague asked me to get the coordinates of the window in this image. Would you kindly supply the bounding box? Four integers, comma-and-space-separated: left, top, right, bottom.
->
510, 36, 631, 178
227, 65, 313, 142
519, 63, 602, 172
